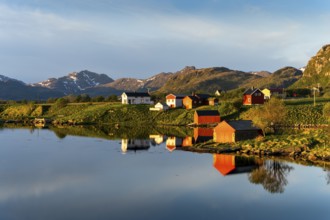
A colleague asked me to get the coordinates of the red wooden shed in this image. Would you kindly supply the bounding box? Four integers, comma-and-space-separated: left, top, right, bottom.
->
194, 110, 220, 125
243, 88, 264, 105
213, 120, 263, 143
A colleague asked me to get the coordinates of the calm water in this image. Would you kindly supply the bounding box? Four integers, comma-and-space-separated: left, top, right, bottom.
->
0, 127, 329, 220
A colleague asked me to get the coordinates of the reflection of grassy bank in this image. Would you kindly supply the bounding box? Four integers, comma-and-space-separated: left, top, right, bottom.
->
186, 128, 330, 163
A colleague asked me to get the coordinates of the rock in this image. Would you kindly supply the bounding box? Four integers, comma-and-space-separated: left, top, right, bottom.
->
308, 154, 317, 161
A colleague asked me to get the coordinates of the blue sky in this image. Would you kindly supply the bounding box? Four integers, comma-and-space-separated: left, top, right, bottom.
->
0, 0, 329, 83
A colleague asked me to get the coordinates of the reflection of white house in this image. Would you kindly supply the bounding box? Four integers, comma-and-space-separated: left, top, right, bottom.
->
149, 102, 169, 111
166, 136, 183, 152
149, 134, 166, 145
121, 139, 150, 153
121, 92, 153, 105
166, 94, 185, 108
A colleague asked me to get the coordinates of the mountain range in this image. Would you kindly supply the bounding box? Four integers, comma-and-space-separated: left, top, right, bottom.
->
0, 44, 329, 100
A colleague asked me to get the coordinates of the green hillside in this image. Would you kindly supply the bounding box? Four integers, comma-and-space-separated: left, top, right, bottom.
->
292, 44, 330, 90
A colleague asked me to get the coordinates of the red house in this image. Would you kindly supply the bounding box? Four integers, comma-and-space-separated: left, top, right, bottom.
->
166, 94, 186, 108
194, 110, 221, 125
243, 88, 264, 105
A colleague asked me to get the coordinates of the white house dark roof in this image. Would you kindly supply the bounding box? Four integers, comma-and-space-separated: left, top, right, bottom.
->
123, 92, 150, 97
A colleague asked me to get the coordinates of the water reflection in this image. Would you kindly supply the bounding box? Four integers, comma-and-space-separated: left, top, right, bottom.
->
166, 136, 183, 152
248, 160, 294, 193
0, 127, 329, 220
121, 139, 150, 153
213, 154, 258, 176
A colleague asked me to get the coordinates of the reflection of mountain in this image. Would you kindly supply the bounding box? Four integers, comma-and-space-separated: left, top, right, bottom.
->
213, 154, 258, 176
121, 139, 150, 153
248, 160, 293, 194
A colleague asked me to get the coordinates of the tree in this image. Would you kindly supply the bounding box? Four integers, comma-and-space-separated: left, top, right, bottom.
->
51, 98, 69, 111
93, 96, 105, 102
242, 98, 287, 134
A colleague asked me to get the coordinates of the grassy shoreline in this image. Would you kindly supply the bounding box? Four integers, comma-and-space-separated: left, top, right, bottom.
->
0, 98, 329, 164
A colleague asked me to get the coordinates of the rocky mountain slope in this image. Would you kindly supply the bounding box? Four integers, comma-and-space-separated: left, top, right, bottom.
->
245, 67, 303, 89
31, 70, 114, 95
293, 44, 330, 88
156, 66, 263, 94
0, 75, 64, 100
100, 72, 173, 92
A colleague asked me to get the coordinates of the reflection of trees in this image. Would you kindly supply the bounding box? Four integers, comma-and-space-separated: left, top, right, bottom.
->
248, 160, 293, 194
53, 131, 67, 139
324, 168, 330, 185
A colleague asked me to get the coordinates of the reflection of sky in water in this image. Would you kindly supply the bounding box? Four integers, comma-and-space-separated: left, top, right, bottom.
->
0, 128, 329, 220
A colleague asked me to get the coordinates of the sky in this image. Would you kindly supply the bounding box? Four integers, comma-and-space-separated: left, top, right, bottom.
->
0, 0, 329, 83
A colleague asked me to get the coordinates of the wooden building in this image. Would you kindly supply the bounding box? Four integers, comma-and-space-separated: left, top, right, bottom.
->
166, 94, 185, 108
261, 88, 271, 100
194, 110, 220, 125
182, 96, 200, 109
149, 102, 169, 111
121, 92, 152, 105
208, 97, 219, 106
242, 88, 264, 105
213, 120, 263, 143
182, 94, 211, 109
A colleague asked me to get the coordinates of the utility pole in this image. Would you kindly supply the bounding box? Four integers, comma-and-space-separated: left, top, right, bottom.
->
312, 87, 318, 106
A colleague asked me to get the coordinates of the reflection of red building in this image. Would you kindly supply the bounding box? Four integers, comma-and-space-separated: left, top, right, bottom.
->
213, 154, 236, 175
182, 136, 194, 147
166, 137, 183, 152
213, 154, 258, 176
194, 127, 213, 143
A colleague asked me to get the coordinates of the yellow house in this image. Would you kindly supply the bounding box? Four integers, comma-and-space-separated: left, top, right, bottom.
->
261, 88, 271, 100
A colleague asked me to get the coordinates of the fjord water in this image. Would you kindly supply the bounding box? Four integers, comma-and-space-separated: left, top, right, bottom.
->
0, 128, 329, 220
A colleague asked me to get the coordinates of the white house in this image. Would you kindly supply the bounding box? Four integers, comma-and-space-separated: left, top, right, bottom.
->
121, 92, 153, 105
149, 102, 169, 111
165, 94, 185, 108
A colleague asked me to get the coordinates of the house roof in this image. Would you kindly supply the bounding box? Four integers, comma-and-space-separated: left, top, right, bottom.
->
166, 94, 186, 99
123, 92, 150, 97
156, 102, 168, 107
270, 88, 284, 93
185, 95, 200, 101
195, 110, 220, 116
227, 120, 261, 131
243, 88, 261, 95
195, 94, 211, 99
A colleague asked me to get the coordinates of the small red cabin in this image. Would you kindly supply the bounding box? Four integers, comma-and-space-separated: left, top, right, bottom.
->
194, 110, 221, 125
243, 88, 264, 105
